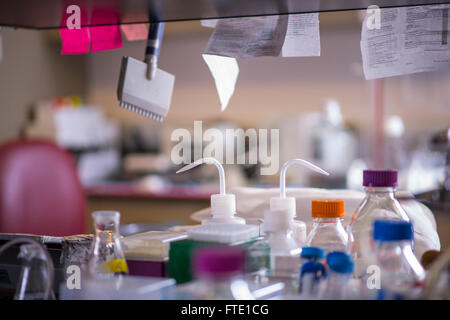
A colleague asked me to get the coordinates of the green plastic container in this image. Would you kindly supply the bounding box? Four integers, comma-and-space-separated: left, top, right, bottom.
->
168, 238, 260, 284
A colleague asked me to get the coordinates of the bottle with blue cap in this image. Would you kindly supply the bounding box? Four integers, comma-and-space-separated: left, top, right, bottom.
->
298, 248, 327, 297
371, 219, 425, 299
300, 246, 324, 267
322, 251, 354, 299
298, 259, 326, 297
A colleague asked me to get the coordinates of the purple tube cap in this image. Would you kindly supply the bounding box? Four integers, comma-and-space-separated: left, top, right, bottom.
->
363, 169, 398, 187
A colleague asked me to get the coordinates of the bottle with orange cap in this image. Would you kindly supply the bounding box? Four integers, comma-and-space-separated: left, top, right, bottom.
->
305, 199, 349, 255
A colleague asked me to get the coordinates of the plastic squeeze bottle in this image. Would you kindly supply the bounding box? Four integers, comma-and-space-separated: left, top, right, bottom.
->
269, 159, 329, 246
177, 157, 245, 225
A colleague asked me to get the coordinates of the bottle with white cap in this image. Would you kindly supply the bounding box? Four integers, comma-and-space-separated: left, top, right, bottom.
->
265, 209, 301, 277
177, 157, 245, 225
247, 208, 300, 278
269, 159, 329, 246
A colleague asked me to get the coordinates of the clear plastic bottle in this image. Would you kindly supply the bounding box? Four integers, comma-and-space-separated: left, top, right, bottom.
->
186, 247, 254, 300
305, 200, 348, 255
349, 170, 410, 278
322, 251, 354, 299
88, 211, 129, 279
265, 209, 301, 277
371, 219, 425, 299
247, 209, 301, 277
298, 260, 326, 297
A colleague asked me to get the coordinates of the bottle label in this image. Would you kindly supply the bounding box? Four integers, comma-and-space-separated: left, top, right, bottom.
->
273, 255, 300, 277
100, 259, 129, 274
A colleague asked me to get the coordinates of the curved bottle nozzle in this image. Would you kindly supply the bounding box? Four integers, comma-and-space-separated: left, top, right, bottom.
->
177, 157, 226, 195
279, 159, 329, 198
269, 159, 329, 245
176, 157, 244, 225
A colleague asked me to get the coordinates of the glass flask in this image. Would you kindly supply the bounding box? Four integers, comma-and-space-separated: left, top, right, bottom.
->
15, 243, 54, 300
88, 211, 129, 279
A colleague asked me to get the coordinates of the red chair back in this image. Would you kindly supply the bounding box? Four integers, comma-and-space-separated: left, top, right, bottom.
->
0, 139, 86, 236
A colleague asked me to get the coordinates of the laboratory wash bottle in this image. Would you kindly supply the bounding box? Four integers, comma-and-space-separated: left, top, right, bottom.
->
270, 159, 329, 246
176, 157, 245, 225
349, 170, 410, 277
305, 199, 348, 255
88, 211, 129, 278
370, 219, 425, 299
247, 209, 301, 279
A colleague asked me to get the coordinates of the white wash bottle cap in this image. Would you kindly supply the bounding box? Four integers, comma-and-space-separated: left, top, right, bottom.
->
177, 157, 245, 225
270, 159, 329, 244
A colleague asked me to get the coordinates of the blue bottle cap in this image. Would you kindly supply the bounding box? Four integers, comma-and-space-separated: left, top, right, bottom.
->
300, 261, 327, 278
301, 247, 324, 260
373, 219, 413, 241
326, 251, 354, 274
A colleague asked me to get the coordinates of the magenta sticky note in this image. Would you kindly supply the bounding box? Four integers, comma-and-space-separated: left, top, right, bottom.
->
59, 27, 90, 54
121, 24, 148, 41
90, 25, 123, 52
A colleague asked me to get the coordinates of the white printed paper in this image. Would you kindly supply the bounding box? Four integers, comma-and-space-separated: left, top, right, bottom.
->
202, 54, 239, 111
204, 15, 289, 58
361, 5, 450, 80
282, 13, 320, 57
202, 14, 321, 111
201, 19, 218, 28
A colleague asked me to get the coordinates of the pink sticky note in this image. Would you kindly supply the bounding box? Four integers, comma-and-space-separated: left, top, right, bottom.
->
90, 25, 123, 52
121, 24, 148, 41
59, 27, 90, 54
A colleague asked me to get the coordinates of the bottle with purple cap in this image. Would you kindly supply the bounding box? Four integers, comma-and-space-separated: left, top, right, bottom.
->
348, 169, 410, 278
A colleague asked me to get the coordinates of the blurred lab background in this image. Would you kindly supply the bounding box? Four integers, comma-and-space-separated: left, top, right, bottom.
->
0, 12, 448, 246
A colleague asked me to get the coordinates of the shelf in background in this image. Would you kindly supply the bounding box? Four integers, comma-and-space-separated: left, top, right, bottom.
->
85, 182, 215, 201
1, 0, 450, 29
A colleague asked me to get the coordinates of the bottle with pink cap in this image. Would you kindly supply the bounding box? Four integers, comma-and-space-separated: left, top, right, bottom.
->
348, 169, 410, 278
177, 247, 254, 300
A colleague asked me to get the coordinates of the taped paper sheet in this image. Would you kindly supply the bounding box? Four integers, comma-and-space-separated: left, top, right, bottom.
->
203, 14, 320, 111
204, 15, 289, 58
282, 13, 320, 57
361, 4, 450, 80
121, 24, 148, 41
202, 54, 239, 111
90, 25, 123, 52
60, 27, 91, 54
